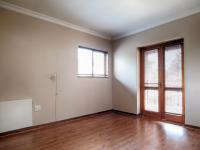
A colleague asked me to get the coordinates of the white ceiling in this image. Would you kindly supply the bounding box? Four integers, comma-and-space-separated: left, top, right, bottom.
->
1, 0, 200, 39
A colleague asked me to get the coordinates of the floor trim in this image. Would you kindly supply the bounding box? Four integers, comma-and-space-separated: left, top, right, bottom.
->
185, 124, 200, 129
112, 109, 140, 116
0, 110, 112, 137
1, 109, 199, 137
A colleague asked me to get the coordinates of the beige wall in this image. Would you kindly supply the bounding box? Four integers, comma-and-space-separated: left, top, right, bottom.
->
112, 13, 200, 127
0, 8, 112, 126
1, 6, 200, 128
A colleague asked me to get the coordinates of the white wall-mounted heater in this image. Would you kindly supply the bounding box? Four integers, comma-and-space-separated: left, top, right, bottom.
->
0, 99, 33, 133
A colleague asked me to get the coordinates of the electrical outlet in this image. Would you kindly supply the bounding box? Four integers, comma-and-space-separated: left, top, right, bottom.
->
34, 105, 41, 112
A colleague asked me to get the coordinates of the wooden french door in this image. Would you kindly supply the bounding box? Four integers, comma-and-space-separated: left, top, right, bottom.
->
140, 39, 185, 124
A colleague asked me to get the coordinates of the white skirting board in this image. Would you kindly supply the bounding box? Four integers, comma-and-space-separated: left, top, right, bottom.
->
0, 99, 33, 133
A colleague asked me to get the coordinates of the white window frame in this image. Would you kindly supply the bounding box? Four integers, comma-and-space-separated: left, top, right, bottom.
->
77, 46, 108, 78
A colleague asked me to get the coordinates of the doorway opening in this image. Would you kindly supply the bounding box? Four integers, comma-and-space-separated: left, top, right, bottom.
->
140, 39, 185, 124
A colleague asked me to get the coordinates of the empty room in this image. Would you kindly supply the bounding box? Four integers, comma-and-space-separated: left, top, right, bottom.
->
0, 0, 200, 150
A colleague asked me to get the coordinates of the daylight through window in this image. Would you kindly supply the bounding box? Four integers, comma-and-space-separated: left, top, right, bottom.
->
78, 46, 108, 77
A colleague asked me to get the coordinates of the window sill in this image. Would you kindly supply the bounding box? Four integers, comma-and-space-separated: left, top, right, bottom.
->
77, 75, 109, 78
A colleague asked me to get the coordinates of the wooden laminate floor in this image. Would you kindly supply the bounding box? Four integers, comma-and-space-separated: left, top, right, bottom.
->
0, 111, 200, 150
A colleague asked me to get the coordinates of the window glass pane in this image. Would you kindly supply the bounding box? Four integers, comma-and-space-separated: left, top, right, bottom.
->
165, 91, 182, 115
145, 90, 159, 112
78, 48, 92, 75
106, 54, 108, 76
93, 51, 105, 76
165, 45, 182, 87
144, 49, 158, 87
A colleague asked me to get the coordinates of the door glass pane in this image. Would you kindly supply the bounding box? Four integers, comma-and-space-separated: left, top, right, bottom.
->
93, 51, 105, 76
144, 49, 158, 87
145, 90, 159, 112
78, 48, 92, 75
165, 91, 182, 114
165, 45, 182, 87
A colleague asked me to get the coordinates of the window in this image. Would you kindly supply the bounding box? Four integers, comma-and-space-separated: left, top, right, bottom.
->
78, 46, 108, 77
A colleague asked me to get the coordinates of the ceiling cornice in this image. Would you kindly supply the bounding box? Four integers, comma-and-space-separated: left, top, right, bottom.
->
0, 1, 111, 40
1, 1, 200, 41
113, 6, 200, 40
